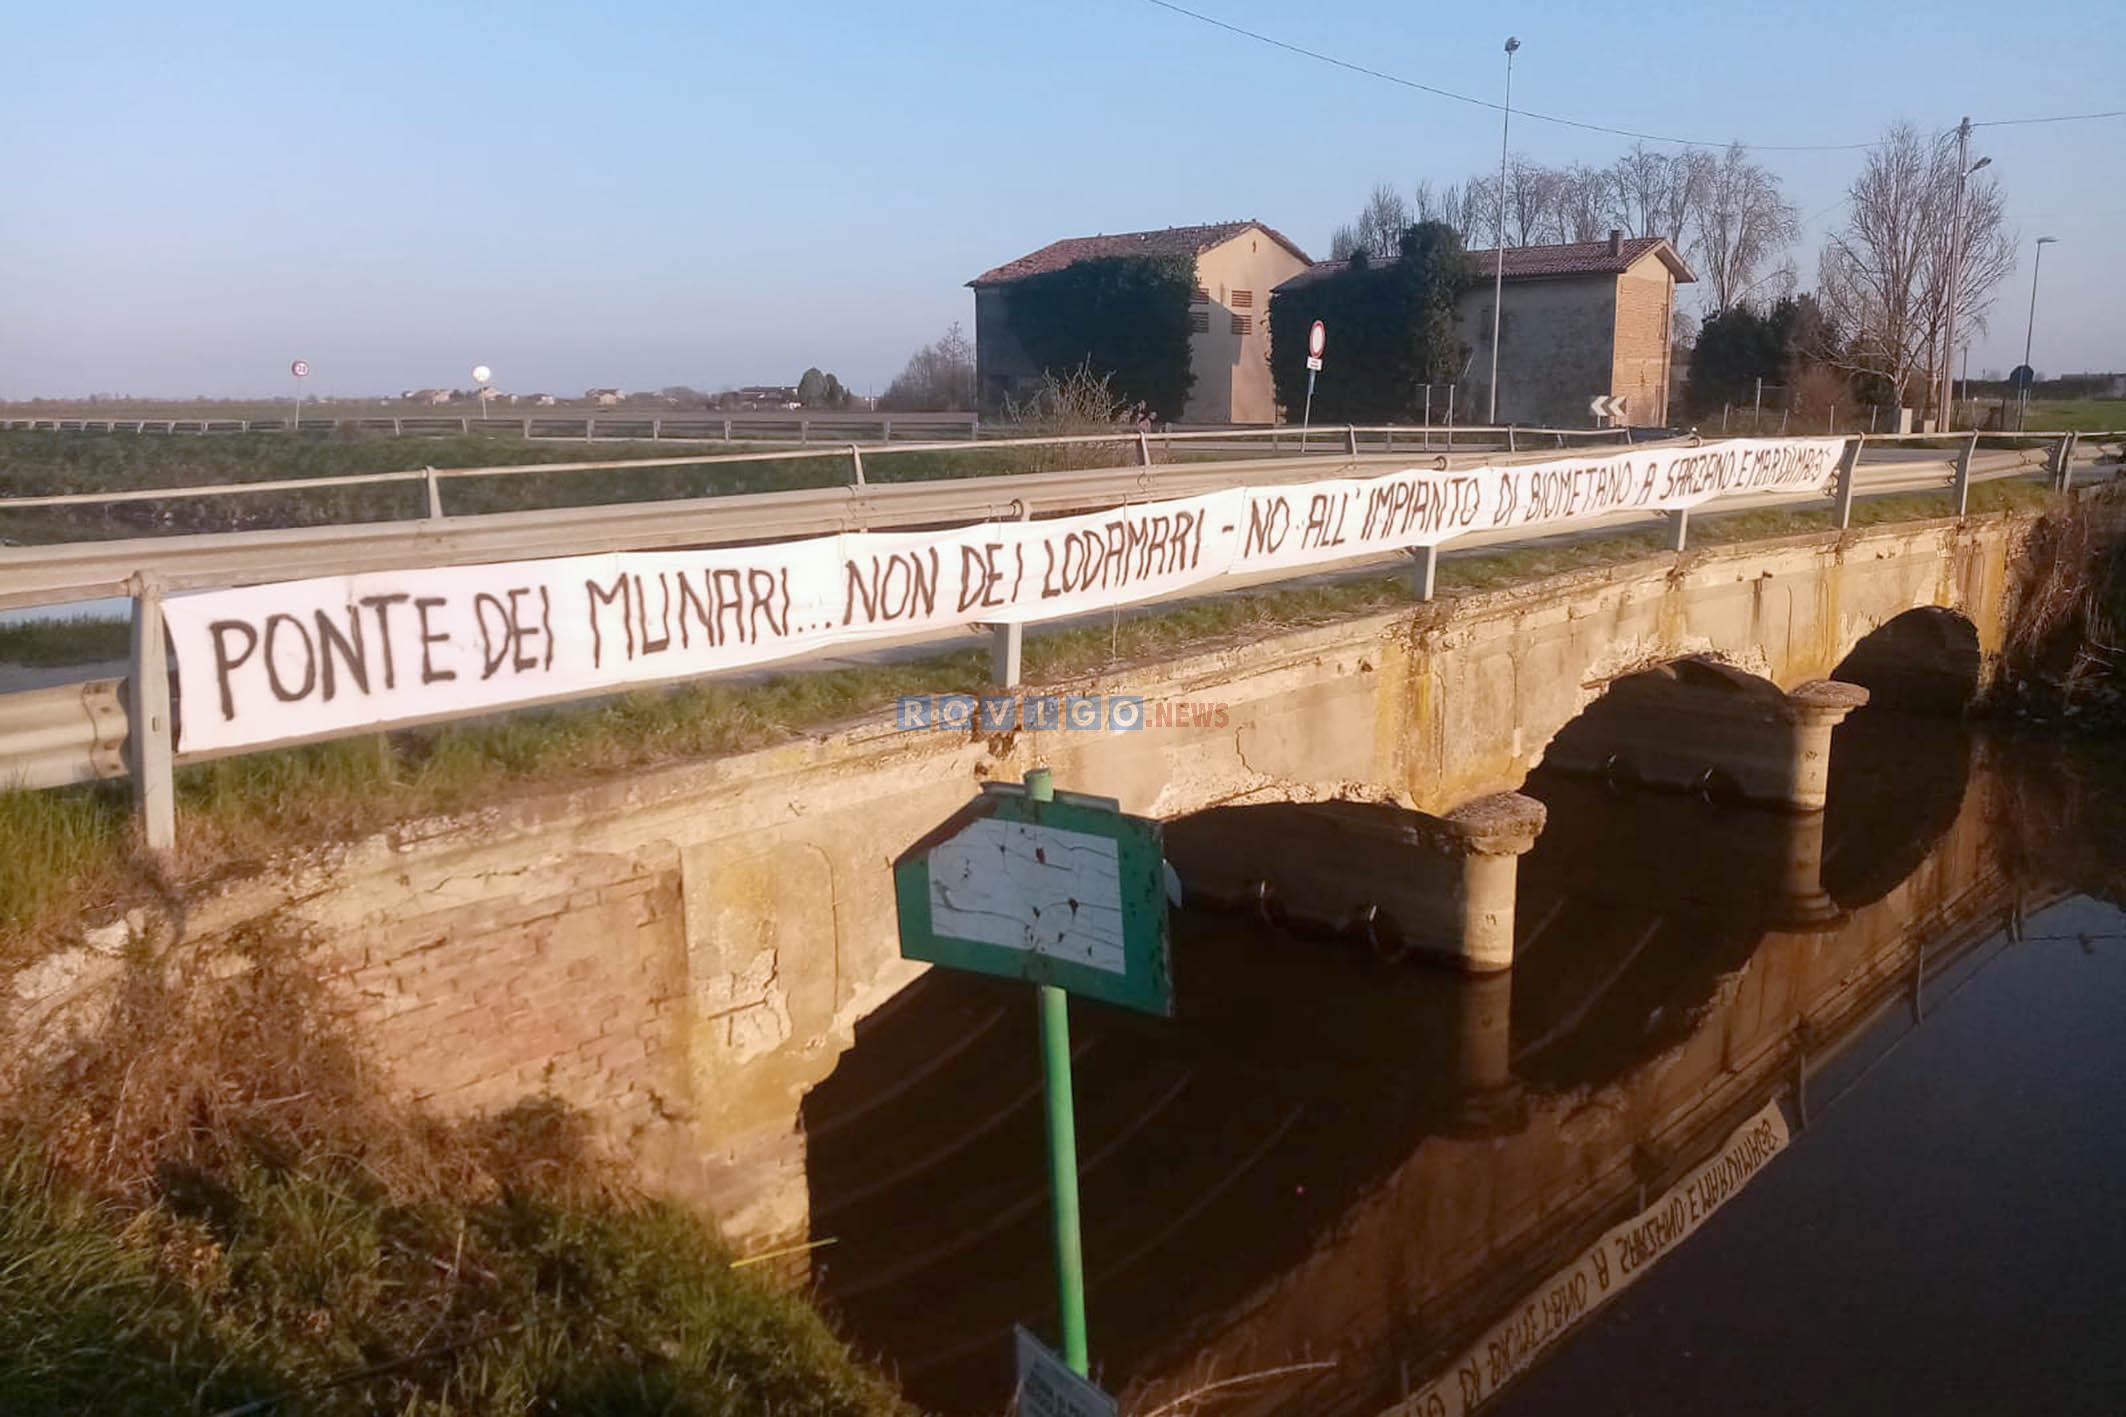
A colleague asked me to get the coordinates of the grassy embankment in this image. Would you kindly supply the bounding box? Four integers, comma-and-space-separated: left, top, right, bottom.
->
0, 472, 2057, 959
0, 923, 911, 1416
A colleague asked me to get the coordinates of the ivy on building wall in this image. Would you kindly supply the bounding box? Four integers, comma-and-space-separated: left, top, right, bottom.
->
1268, 222, 1475, 422
1000, 255, 1196, 422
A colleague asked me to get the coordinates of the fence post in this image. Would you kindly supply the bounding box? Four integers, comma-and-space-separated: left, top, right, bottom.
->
1345, 425, 1358, 457
1669, 508, 1690, 553
723, 416, 733, 442
653, 417, 662, 440
800, 417, 811, 444
882, 417, 893, 442
424, 466, 445, 518
460, 417, 469, 434
127, 578, 176, 854
1834, 434, 1864, 531
1952, 432, 1976, 518
848, 443, 866, 486
1413, 544, 1439, 602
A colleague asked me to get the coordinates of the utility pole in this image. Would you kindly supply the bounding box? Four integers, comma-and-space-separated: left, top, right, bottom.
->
1488, 36, 1519, 427
2019, 236, 2059, 430
1938, 118, 1988, 427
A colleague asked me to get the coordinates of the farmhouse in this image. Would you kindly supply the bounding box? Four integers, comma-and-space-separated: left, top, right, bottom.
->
969, 220, 1312, 425
1277, 230, 1695, 428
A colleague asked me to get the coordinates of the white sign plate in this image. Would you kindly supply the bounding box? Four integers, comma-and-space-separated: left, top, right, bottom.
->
1306, 355, 1323, 372
928, 818, 1126, 973
1014, 1327, 1117, 1417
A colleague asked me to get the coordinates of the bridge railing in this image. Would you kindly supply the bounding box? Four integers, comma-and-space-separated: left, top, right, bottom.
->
0, 428, 2089, 845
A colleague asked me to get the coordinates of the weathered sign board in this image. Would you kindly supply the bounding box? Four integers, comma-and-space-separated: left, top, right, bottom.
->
1386, 1098, 1791, 1416
161, 438, 1845, 753
893, 782, 1172, 1017
1014, 1326, 1118, 1417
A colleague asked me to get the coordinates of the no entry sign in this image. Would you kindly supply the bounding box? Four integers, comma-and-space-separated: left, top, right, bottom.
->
1307, 320, 1326, 371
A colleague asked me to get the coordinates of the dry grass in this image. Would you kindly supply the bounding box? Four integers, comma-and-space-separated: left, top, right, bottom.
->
0, 926, 911, 1415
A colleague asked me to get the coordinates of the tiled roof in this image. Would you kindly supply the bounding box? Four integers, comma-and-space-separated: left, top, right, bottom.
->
1276, 236, 1695, 291
969, 221, 1311, 287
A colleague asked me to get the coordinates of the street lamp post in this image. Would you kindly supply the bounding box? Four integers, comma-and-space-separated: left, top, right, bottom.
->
1488, 36, 1519, 429
2018, 236, 2059, 430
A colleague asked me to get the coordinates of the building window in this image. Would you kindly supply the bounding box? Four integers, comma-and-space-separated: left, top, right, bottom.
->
1192, 285, 1209, 304
1190, 309, 1210, 334
1231, 289, 1253, 309
1231, 313, 1252, 336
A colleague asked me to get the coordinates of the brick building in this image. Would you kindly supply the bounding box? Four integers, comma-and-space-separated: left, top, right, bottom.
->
1279, 231, 1696, 428
969, 220, 1312, 425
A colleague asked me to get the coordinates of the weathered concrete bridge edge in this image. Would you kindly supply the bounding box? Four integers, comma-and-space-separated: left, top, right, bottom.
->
10, 508, 2042, 1244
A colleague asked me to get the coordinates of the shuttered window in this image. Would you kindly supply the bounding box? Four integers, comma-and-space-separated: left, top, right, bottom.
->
1231, 289, 1253, 309
1190, 309, 1210, 333
1230, 313, 1252, 336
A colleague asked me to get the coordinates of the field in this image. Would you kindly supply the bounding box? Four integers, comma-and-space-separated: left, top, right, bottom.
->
2018, 399, 2126, 434
0, 429, 1121, 545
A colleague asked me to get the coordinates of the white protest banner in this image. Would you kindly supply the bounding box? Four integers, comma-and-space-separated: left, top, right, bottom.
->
163, 490, 1246, 754
1388, 1098, 1790, 1417
163, 441, 1841, 754
1234, 437, 1843, 575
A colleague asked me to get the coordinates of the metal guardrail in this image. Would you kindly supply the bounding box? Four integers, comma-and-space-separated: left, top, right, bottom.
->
0, 410, 983, 444
0, 678, 125, 790
0, 429, 2092, 848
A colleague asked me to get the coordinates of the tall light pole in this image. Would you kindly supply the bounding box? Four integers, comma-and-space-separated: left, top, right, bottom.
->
2018, 236, 2058, 430
1488, 36, 1519, 428
1938, 117, 1988, 427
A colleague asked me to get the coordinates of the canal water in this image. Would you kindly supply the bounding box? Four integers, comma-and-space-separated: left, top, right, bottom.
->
800, 712, 2126, 1415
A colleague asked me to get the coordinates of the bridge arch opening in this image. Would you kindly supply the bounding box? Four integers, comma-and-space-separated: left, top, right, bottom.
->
1831, 607, 1982, 717
1535, 656, 1865, 812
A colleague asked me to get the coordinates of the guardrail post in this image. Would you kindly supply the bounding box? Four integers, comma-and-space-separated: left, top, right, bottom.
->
459, 417, 469, 434
723, 416, 733, 442
1345, 425, 1358, 456
1834, 435, 1863, 530
1506, 426, 1517, 453
424, 466, 445, 518
2054, 432, 2078, 492
127, 578, 176, 854
1669, 508, 1690, 552
1413, 543, 1439, 602
848, 443, 865, 486
1138, 429, 1153, 467
652, 417, 662, 441
801, 417, 811, 444
882, 417, 893, 442
992, 502, 1030, 687
1952, 432, 1977, 518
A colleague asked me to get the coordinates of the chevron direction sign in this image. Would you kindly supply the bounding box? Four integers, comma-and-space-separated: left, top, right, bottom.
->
1589, 394, 1630, 422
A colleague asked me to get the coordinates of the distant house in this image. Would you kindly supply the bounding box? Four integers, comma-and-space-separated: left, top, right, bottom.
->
733, 385, 802, 411
403, 388, 455, 406
968, 220, 1313, 425
1277, 230, 1695, 427
585, 388, 624, 407
528, 393, 558, 406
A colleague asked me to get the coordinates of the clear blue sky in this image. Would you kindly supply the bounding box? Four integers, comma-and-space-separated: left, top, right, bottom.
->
3, 0, 2119, 399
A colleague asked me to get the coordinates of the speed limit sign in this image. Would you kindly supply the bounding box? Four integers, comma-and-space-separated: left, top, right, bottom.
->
290, 359, 310, 378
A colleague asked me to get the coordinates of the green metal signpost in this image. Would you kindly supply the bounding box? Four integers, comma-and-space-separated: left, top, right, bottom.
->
894, 768, 1173, 1380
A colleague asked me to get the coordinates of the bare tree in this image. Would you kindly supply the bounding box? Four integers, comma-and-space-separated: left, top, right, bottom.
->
1354, 184, 1413, 261
879, 323, 976, 412
1608, 144, 1673, 238
1816, 122, 2015, 412
1556, 164, 1614, 242
1693, 145, 1800, 312
1501, 156, 1563, 246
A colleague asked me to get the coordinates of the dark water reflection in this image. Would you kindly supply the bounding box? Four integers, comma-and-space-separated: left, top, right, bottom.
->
802, 714, 2125, 1415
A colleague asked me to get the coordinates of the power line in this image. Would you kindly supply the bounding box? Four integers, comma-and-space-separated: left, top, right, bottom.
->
1141, 0, 2126, 153
1140, 0, 1879, 151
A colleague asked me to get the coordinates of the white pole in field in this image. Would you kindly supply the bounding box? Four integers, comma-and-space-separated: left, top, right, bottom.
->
473, 364, 493, 424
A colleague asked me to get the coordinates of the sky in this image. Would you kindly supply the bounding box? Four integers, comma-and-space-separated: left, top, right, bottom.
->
3, 0, 2120, 400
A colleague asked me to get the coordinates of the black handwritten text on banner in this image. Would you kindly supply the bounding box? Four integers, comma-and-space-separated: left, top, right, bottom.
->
162, 440, 1841, 753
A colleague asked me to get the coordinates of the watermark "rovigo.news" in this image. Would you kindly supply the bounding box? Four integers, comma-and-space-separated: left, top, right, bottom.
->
896, 693, 1230, 733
